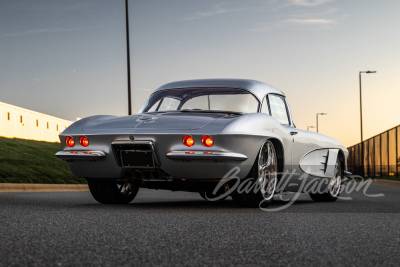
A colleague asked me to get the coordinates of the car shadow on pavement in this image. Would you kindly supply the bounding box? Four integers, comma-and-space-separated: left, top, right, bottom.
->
71, 195, 318, 213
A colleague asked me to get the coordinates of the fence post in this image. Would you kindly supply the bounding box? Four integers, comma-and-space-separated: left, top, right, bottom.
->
397, 127, 399, 178
372, 138, 374, 178
362, 141, 365, 178
366, 141, 368, 178
380, 134, 382, 178
387, 131, 389, 178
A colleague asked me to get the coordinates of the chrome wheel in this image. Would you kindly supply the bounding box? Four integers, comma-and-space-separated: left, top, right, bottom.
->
309, 157, 342, 202
258, 141, 278, 201
231, 140, 279, 207
329, 159, 342, 197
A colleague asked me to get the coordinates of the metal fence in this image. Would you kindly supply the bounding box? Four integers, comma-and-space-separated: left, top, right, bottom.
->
347, 125, 399, 178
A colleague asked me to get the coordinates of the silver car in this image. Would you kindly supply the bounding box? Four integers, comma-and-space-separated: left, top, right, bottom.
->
56, 79, 350, 207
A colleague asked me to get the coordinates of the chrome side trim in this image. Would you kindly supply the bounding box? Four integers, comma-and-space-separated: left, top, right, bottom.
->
111, 140, 161, 167
299, 148, 340, 178
55, 151, 106, 160
166, 151, 247, 161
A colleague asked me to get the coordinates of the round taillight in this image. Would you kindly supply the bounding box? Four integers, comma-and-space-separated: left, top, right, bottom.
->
79, 136, 89, 147
66, 136, 75, 147
183, 136, 194, 147
202, 136, 214, 147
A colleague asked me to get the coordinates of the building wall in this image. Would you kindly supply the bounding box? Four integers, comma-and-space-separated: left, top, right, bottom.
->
0, 101, 72, 143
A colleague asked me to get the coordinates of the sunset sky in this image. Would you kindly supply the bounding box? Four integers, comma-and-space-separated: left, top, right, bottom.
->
1, 0, 399, 147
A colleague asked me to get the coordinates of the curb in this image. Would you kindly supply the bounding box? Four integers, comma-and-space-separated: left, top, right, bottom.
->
0, 183, 89, 193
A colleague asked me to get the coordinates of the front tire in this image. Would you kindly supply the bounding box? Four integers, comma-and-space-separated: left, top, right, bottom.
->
88, 179, 139, 204
309, 158, 342, 202
232, 140, 278, 208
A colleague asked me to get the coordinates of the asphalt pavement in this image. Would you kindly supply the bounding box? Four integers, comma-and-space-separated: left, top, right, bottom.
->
1, 181, 399, 266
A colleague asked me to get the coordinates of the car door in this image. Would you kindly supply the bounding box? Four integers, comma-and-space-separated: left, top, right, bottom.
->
267, 94, 318, 177
264, 94, 293, 174
290, 128, 319, 177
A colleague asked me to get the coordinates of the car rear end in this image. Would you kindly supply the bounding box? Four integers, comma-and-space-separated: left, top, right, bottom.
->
56, 131, 265, 182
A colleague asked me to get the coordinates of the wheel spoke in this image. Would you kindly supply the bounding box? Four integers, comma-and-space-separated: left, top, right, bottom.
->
258, 141, 277, 201
261, 145, 272, 171
261, 162, 270, 171
329, 159, 342, 197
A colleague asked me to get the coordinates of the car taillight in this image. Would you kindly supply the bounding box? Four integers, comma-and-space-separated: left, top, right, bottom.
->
183, 136, 194, 147
202, 136, 214, 147
66, 136, 75, 147
79, 136, 89, 147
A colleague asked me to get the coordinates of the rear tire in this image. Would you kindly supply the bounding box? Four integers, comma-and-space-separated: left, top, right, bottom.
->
87, 179, 139, 204
231, 140, 278, 208
309, 158, 342, 202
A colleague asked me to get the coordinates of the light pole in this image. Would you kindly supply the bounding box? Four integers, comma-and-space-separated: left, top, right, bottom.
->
125, 0, 132, 115
307, 126, 316, 131
359, 71, 376, 143
359, 70, 376, 178
316, 113, 327, 133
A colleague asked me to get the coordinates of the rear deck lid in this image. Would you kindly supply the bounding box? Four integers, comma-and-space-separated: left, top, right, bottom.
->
84, 112, 226, 130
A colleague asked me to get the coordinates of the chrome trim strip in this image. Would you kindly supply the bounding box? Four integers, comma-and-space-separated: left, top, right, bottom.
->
111, 140, 160, 167
166, 151, 247, 161
298, 148, 340, 178
111, 141, 153, 145
55, 151, 106, 160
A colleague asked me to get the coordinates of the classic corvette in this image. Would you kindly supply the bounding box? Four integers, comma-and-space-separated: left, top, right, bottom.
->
56, 79, 350, 207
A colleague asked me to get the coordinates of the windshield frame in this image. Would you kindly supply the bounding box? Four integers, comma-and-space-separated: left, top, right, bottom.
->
139, 87, 261, 114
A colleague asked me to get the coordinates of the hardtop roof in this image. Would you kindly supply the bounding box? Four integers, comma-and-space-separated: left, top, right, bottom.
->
153, 79, 285, 102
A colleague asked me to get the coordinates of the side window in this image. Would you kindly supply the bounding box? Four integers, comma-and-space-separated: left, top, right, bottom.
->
157, 97, 180, 111
261, 96, 270, 114
268, 95, 289, 125
148, 100, 161, 112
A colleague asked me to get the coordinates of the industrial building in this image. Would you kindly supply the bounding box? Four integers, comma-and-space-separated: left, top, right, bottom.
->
0, 101, 72, 142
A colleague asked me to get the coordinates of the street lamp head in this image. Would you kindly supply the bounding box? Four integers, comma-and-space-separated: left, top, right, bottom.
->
360, 70, 377, 74
318, 113, 327, 115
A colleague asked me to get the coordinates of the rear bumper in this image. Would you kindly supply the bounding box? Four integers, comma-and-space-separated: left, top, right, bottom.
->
55, 151, 106, 160
166, 151, 247, 161
56, 150, 248, 162
55, 148, 252, 180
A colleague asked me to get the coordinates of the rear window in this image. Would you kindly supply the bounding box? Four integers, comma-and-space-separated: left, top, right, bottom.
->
140, 88, 260, 114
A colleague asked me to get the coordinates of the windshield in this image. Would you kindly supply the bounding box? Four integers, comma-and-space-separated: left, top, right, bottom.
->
140, 88, 260, 114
